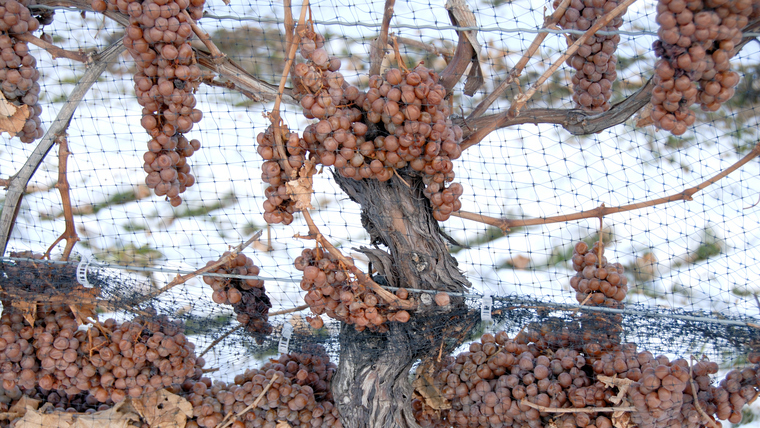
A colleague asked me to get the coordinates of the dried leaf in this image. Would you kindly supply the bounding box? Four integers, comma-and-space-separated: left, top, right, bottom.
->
14, 401, 139, 428
611, 409, 633, 428
70, 401, 139, 428
0, 92, 30, 137
412, 362, 451, 410
285, 160, 316, 210
635, 103, 654, 127
8, 396, 40, 418
14, 403, 74, 428
11, 300, 36, 326
508, 254, 530, 270
131, 389, 193, 428
445, 0, 484, 95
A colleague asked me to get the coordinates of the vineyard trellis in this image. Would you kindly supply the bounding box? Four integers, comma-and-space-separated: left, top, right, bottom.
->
1, 0, 760, 427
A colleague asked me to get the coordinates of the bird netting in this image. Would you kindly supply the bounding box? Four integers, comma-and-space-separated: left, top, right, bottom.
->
1, 0, 760, 426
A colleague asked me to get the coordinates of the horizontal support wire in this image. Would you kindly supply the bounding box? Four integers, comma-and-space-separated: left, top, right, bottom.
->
3, 257, 757, 329
33, 5, 744, 37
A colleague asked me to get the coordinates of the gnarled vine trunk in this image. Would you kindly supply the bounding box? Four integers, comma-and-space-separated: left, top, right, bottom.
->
331, 171, 471, 428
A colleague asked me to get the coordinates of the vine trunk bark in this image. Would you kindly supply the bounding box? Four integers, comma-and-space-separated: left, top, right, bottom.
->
331, 171, 471, 428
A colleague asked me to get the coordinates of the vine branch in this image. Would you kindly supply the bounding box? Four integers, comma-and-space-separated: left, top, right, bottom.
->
133, 231, 262, 305
468, 0, 570, 119
14, 32, 90, 63
451, 141, 760, 231
368, 0, 396, 76
182, 10, 225, 63
43, 135, 79, 260
198, 304, 310, 358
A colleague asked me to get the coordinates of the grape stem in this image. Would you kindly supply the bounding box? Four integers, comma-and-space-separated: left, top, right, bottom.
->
520, 399, 635, 413
368, 0, 396, 76
270, 0, 311, 179
507, 0, 636, 118
182, 10, 225, 64
43, 135, 79, 261
297, 210, 417, 310
198, 304, 310, 358
14, 32, 90, 63
689, 356, 720, 428
216, 373, 279, 428
134, 230, 263, 305
467, 0, 571, 120
450, 141, 760, 232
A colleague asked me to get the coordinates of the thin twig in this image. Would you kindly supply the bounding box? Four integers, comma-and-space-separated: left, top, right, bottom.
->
520, 400, 635, 413
392, 167, 410, 187
217, 374, 279, 428
134, 231, 262, 304
270, 303, 310, 317
689, 356, 720, 428
369, 0, 396, 76
468, 0, 570, 120
507, 0, 636, 118
44, 135, 79, 261
198, 324, 243, 358
197, 304, 310, 358
396, 36, 454, 60
270, 0, 310, 180
298, 210, 416, 310
182, 10, 224, 63
450, 142, 760, 231
13, 32, 90, 63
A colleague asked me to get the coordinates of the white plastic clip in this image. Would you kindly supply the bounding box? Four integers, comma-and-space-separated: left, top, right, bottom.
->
480, 293, 493, 323
76, 256, 92, 288
278, 322, 293, 354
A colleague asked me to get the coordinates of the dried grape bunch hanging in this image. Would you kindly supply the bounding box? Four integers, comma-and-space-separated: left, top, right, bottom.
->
569, 240, 628, 308
0, 0, 43, 143
294, 246, 411, 332
651, 0, 753, 135
91, 0, 204, 206
184, 346, 342, 428
203, 252, 273, 342
256, 124, 309, 225
554, 0, 627, 112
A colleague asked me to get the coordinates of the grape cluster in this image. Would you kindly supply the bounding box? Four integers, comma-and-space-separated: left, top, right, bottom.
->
91, 0, 204, 206
569, 241, 628, 307
78, 314, 203, 404
0, 0, 43, 143
555, 0, 626, 112
256, 29, 466, 224
203, 252, 273, 342
256, 125, 305, 225
184, 345, 342, 428
418, 328, 760, 428
651, 0, 753, 134
294, 247, 411, 332
0, 302, 203, 414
